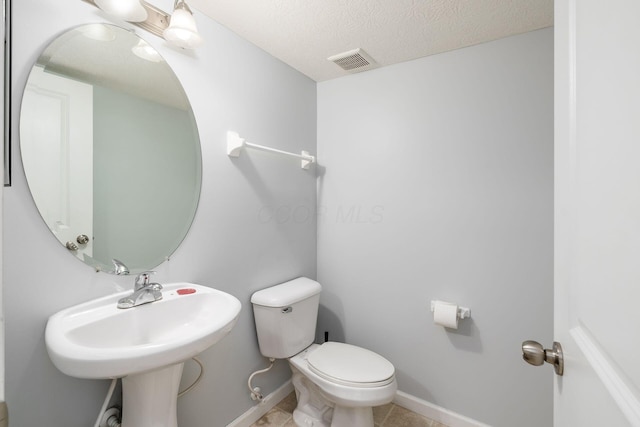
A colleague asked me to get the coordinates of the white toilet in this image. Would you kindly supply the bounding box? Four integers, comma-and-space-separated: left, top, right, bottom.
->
251, 277, 397, 427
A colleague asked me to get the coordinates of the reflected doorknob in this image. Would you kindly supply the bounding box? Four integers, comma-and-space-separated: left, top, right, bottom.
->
522, 340, 564, 376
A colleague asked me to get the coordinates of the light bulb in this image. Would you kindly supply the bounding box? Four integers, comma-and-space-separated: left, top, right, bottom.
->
79, 24, 117, 41
94, 0, 148, 23
132, 39, 163, 62
163, 2, 203, 49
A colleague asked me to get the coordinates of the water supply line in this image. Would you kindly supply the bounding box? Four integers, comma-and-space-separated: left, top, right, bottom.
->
247, 358, 276, 401
178, 356, 205, 397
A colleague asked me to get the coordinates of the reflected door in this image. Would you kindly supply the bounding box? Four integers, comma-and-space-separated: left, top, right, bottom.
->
21, 67, 94, 258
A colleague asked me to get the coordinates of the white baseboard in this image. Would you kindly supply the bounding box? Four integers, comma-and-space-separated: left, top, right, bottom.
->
226, 383, 489, 427
226, 380, 294, 427
393, 390, 491, 427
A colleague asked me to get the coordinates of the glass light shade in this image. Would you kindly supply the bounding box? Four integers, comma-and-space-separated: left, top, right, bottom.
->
163, 6, 203, 49
132, 39, 163, 62
94, 0, 148, 22
79, 23, 117, 41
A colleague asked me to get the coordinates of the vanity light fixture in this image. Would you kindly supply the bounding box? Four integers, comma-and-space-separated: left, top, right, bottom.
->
94, 0, 148, 22
82, 0, 203, 49
132, 39, 163, 62
163, 0, 203, 49
79, 23, 118, 41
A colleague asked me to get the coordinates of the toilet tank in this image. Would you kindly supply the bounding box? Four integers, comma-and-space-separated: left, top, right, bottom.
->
251, 277, 321, 359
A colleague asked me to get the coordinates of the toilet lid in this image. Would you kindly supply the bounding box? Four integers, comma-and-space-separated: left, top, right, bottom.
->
307, 342, 395, 388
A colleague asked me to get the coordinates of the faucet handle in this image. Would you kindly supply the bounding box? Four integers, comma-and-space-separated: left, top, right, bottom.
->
134, 271, 156, 290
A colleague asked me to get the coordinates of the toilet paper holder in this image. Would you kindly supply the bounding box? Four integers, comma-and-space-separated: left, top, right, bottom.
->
430, 300, 471, 320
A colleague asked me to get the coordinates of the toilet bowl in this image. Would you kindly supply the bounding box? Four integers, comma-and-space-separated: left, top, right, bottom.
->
251, 277, 397, 427
289, 343, 397, 426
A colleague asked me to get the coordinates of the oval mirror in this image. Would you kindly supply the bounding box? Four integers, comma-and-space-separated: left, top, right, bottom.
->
19, 24, 202, 274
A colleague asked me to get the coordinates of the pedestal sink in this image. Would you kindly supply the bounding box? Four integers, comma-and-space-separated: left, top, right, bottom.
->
45, 283, 241, 427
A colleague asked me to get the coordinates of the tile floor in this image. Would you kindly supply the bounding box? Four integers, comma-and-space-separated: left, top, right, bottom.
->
251, 392, 449, 427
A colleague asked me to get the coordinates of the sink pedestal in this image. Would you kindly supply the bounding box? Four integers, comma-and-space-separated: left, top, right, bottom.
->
121, 362, 184, 427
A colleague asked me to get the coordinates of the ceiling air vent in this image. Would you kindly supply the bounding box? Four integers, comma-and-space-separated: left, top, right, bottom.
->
328, 48, 377, 73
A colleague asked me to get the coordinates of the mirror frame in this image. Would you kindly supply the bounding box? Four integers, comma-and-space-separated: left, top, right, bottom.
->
4, 0, 12, 187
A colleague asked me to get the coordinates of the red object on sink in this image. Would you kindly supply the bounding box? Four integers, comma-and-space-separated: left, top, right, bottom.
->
177, 288, 196, 295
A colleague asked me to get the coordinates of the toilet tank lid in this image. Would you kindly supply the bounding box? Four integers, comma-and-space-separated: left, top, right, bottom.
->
251, 277, 321, 307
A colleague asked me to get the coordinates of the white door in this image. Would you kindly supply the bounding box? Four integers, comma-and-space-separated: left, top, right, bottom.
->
553, 0, 640, 425
21, 67, 94, 259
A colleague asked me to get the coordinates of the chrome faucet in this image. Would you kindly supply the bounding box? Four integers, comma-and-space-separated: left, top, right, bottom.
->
112, 258, 130, 275
117, 271, 163, 309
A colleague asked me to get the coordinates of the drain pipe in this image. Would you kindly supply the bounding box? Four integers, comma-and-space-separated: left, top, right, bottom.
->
101, 408, 121, 427
247, 358, 276, 401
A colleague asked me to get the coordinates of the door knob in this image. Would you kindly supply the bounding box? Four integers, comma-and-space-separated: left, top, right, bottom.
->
522, 340, 564, 376
76, 234, 90, 244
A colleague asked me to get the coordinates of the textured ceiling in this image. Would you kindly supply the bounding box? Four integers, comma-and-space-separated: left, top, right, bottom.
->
188, 0, 554, 82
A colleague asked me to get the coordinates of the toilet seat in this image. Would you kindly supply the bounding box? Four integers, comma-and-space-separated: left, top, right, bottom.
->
306, 342, 395, 388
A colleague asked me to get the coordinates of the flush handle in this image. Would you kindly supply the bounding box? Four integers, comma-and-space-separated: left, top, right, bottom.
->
281, 307, 293, 314
522, 340, 564, 376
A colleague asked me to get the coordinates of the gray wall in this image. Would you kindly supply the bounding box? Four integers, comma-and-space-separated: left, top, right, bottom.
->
316, 29, 553, 427
5, 1, 316, 426
6, 2, 552, 425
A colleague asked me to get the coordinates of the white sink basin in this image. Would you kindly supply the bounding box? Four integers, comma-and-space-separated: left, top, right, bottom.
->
45, 282, 241, 379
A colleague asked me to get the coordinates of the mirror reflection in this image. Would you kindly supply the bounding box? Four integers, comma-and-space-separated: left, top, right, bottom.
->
20, 24, 202, 274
